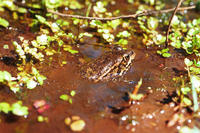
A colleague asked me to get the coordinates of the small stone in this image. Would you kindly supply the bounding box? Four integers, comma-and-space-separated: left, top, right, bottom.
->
72, 115, 80, 121
33, 100, 46, 109
70, 120, 86, 132
64, 117, 71, 126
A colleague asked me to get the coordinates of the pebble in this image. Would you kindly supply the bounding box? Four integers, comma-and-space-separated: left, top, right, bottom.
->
70, 120, 86, 132
64, 117, 71, 125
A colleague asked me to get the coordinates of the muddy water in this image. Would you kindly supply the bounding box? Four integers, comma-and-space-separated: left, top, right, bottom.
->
0, 1, 190, 133
0, 39, 185, 133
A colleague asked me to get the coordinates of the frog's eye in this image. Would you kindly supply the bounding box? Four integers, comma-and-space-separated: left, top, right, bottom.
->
124, 55, 129, 60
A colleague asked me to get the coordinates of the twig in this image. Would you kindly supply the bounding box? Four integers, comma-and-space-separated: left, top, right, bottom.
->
14, 1, 195, 22
166, 0, 185, 47
47, 6, 195, 21
13, 0, 195, 21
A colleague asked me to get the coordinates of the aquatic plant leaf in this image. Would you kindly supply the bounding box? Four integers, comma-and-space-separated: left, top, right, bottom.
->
9, 82, 20, 93
0, 17, 9, 28
184, 58, 193, 67
147, 17, 158, 30
129, 93, 144, 101
117, 39, 128, 45
11, 101, 28, 116
181, 87, 191, 95
171, 16, 180, 26
0, 71, 12, 82
182, 97, 192, 106
0, 101, 28, 116
26, 79, 37, 89
93, 1, 106, 14
70, 91, 76, 97
42, 0, 62, 9
0, 102, 11, 114
69, 0, 83, 9
162, 53, 171, 58
60, 94, 70, 101
157, 48, 171, 58
63, 45, 79, 54
179, 126, 200, 133
117, 31, 131, 38
36, 34, 49, 46
107, 19, 121, 30
36, 75, 46, 85
128, 0, 134, 4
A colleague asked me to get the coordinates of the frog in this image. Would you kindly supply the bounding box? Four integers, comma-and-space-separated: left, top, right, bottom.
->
80, 47, 135, 82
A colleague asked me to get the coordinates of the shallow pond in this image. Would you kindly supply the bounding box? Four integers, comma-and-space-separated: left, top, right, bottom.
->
0, 0, 195, 132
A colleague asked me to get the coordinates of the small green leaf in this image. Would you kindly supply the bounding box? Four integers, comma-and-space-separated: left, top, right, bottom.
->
26, 79, 37, 89
37, 75, 46, 85
157, 48, 171, 57
129, 93, 144, 101
3, 44, 9, 49
171, 15, 180, 26
0, 102, 11, 113
36, 34, 49, 46
179, 126, 200, 133
63, 45, 79, 54
0, 17, 9, 28
93, 1, 106, 13
2, 71, 12, 81
117, 31, 131, 38
181, 87, 191, 95
162, 53, 171, 58
17, 8, 27, 13
147, 17, 158, 30
128, 0, 134, 4
70, 90, 76, 97
9, 82, 20, 93
69, 0, 83, 9
60, 94, 70, 101
69, 98, 73, 104
37, 115, 44, 122
35, 15, 46, 24
117, 39, 128, 45
183, 97, 192, 106
32, 67, 39, 75
11, 101, 29, 116
107, 19, 121, 30
184, 58, 193, 66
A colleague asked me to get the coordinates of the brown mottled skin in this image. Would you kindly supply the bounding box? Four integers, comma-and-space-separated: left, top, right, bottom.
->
80, 49, 135, 82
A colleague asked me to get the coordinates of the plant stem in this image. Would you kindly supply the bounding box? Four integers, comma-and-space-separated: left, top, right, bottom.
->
165, 0, 184, 47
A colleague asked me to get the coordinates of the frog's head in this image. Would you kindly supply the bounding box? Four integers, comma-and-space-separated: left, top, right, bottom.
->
123, 50, 135, 63
113, 46, 135, 64
116, 50, 135, 76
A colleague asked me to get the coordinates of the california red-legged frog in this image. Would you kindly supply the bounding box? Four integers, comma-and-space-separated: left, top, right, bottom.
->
80, 48, 135, 82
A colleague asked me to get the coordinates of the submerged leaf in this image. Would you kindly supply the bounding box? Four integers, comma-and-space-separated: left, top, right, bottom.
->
0, 102, 11, 114
0, 17, 9, 28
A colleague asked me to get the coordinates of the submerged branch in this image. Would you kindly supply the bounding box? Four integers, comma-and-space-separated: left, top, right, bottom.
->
47, 6, 195, 21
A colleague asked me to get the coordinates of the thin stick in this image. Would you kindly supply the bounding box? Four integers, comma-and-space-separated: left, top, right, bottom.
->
166, 0, 184, 47
14, 1, 195, 21
47, 6, 195, 21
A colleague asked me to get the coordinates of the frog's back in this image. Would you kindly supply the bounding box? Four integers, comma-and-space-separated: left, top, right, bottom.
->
80, 51, 121, 79
80, 49, 135, 82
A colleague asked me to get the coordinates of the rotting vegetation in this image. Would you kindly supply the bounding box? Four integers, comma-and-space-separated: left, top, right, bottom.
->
0, 0, 200, 132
